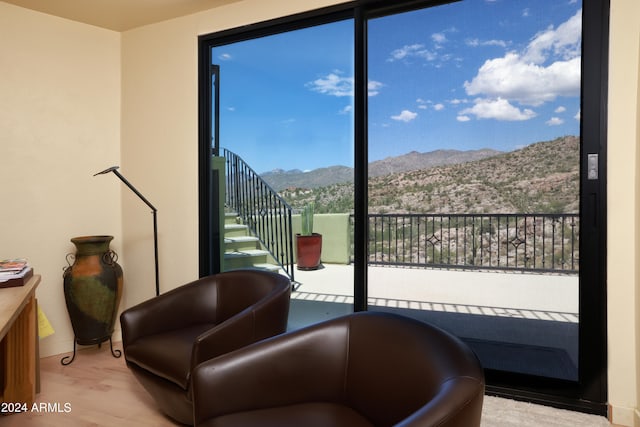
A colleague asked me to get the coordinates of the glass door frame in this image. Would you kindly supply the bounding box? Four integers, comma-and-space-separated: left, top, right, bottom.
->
198, 0, 609, 415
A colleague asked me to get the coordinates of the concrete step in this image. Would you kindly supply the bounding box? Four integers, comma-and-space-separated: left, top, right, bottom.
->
225, 235, 259, 243
223, 264, 282, 277
224, 223, 249, 237
224, 249, 270, 258
224, 235, 260, 252
246, 263, 281, 273
224, 223, 246, 230
224, 249, 270, 270
224, 212, 240, 225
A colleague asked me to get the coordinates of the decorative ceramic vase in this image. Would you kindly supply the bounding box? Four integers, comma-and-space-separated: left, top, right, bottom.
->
63, 235, 123, 346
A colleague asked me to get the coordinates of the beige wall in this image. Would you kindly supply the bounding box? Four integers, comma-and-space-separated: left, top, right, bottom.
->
637, 27, 640, 427
0, 3, 121, 358
2, 0, 640, 424
608, 0, 640, 425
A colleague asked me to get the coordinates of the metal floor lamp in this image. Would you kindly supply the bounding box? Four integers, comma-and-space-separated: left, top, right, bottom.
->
94, 166, 160, 296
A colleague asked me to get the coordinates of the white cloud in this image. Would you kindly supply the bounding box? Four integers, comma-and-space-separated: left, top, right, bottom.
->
524, 9, 582, 63
389, 28, 460, 66
307, 73, 353, 97
574, 110, 581, 120
462, 9, 582, 118
218, 53, 232, 61
432, 33, 447, 45
367, 80, 384, 97
466, 38, 507, 48
433, 103, 445, 111
307, 72, 382, 97
546, 117, 564, 126
391, 110, 418, 122
387, 44, 436, 62
460, 98, 537, 121
555, 106, 567, 113
464, 53, 580, 106
449, 98, 469, 105
416, 98, 430, 109
457, 115, 471, 122
227, 107, 236, 112
339, 105, 352, 115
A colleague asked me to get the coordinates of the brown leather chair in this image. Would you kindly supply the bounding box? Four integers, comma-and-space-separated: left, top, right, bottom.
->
120, 269, 291, 425
192, 311, 485, 427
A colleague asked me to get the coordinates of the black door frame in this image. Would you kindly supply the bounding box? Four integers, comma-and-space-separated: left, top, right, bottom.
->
198, 0, 609, 415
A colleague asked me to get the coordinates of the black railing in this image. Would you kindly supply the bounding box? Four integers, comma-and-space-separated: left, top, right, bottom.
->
357, 213, 579, 273
223, 149, 295, 281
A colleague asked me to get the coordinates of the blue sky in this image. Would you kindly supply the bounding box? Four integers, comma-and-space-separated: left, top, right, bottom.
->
212, 0, 582, 174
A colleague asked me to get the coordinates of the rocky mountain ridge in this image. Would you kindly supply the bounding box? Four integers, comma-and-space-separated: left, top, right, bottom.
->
261, 148, 501, 191
278, 136, 579, 215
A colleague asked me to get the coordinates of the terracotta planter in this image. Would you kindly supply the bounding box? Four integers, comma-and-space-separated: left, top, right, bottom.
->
296, 233, 322, 270
63, 235, 123, 346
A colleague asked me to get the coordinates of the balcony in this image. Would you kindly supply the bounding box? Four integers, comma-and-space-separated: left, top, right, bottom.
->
221, 150, 580, 382
290, 263, 579, 382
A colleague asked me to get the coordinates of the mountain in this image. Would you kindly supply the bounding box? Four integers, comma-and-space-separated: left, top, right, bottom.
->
262, 166, 352, 191
261, 148, 501, 191
280, 135, 579, 215
368, 148, 502, 177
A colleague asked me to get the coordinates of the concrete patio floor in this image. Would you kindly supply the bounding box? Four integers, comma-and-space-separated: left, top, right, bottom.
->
290, 263, 578, 323
288, 263, 580, 380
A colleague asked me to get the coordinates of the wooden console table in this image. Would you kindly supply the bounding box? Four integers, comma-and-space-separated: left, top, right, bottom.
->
0, 274, 40, 407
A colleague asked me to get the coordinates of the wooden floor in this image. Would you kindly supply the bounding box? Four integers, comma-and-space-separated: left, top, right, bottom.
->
1, 344, 613, 427
1, 345, 181, 426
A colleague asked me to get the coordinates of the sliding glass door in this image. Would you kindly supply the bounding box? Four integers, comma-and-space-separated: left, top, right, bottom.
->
199, 0, 607, 413
206, 18, 356, 329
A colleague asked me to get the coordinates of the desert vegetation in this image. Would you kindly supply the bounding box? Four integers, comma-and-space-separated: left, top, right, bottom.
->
276, 136, 579, 215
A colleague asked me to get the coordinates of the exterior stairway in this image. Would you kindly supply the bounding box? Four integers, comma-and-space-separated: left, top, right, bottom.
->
223, 212, 281, 273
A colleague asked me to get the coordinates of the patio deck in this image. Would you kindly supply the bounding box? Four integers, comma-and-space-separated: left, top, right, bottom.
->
288, 264, 580, 381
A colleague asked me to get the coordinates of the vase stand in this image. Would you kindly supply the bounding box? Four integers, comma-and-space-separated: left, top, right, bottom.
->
60, 335, 122, 366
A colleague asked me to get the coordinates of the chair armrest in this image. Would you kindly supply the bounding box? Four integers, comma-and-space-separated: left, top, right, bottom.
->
192, 321, 349, 425
397, 377, 485, 427
121, 277, 218, 347
191, 282, 290, 366
190, 308, 257, 366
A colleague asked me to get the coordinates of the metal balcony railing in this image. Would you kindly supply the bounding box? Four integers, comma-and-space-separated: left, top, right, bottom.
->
222, 148, 578, 276
356, 213, 579, 273
223, 149, 295, 281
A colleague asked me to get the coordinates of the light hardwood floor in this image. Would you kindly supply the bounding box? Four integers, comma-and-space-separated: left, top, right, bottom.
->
2, 345, 180, 426
1, 345, 613, 427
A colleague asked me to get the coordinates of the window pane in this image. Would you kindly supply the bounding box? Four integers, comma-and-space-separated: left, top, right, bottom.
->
211, 20, 355, 330
367, 0, 582, 381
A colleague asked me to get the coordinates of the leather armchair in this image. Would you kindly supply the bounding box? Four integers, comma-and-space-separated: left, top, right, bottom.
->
120, 269, 291, 425
192, 311, 485, 427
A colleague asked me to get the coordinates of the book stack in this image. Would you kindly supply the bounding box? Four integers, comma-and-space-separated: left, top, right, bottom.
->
0, 258, 34, 288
